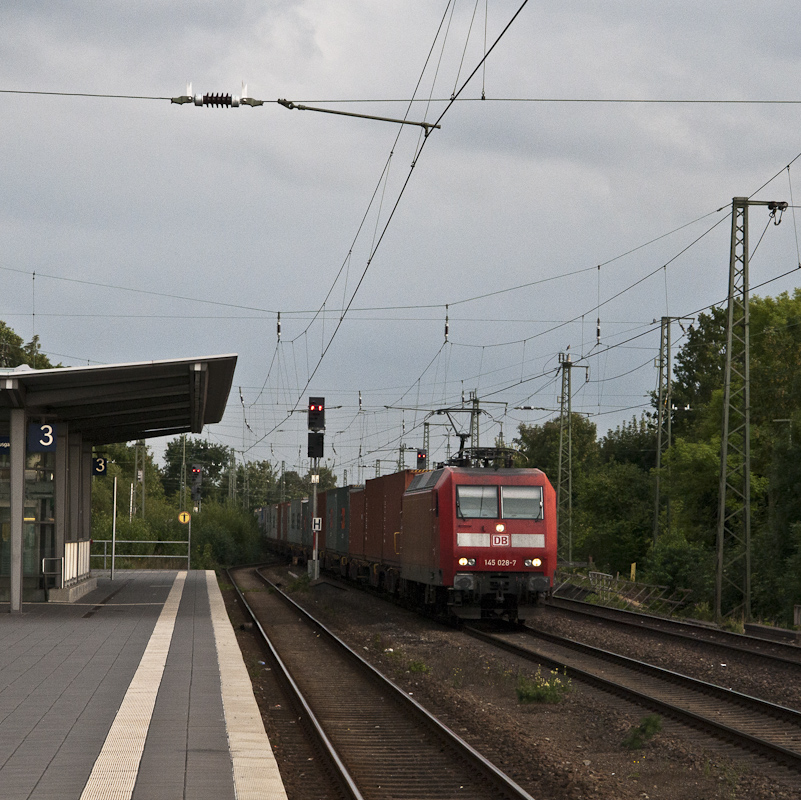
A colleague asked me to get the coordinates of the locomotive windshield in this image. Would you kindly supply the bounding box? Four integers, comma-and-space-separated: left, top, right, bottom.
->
500, 486, 543, 519
456, 485, 499, 518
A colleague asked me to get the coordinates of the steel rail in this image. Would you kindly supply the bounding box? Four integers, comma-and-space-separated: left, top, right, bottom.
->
253, 567, 537, 800
465, 624, 801, 771
227, 567, 365, 800
547, 596, 801, 665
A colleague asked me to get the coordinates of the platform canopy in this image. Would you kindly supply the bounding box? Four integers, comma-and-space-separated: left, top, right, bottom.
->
0, 354, 237, 444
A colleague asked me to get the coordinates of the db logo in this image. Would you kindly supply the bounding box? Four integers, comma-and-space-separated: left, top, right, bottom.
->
491, 534, 510, 547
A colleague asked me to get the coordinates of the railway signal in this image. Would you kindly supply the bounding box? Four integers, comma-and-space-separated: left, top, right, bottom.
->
308, 397, 325, 432
190, 463, 202, 502
417, 449, 427, 469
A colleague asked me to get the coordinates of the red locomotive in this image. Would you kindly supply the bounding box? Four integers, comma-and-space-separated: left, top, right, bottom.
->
260, 460, 556, 621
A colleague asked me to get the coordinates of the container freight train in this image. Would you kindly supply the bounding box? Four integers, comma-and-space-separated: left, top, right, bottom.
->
258, 465, 556, 621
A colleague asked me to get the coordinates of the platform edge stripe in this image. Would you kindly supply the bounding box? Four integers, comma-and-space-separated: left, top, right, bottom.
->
206, 570, 288, 800
78, 572, 187, 800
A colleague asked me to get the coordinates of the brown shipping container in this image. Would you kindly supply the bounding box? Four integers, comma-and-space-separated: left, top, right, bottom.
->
364, 471, 414, 567
400, 485, 440, 578
348, 487, 366, 559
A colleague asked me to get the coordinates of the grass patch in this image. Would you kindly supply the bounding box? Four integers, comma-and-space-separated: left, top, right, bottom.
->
622, 714, 662, 749
285, 573, 310, 593
720, 616, 745, 634
516, 667, 571, 704
407, 659, 431, 674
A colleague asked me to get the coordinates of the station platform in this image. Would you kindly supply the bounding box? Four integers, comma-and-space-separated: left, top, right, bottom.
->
0, 569, 288, 800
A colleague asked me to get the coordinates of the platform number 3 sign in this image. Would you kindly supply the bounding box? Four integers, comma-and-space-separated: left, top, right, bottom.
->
27, 423, 57, 452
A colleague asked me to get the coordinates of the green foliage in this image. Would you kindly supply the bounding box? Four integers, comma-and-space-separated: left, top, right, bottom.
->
190, 501, 266, 568
642, 529, 714, 603
278, 467, 338, 502
0, 322, 57, 369
658, 438, 721, 545
162, 437, 232, 503
515, 667, 571, 703
514, 414, 598, 478
600, 415, 656, 470
574, 461, 653, 574
407, 659, 431, 674
622, 714, 662, 749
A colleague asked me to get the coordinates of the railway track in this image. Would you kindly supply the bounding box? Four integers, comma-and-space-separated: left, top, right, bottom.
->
464, 622, 801, 777
228, 566, 536, 800
546, 595, 801, 668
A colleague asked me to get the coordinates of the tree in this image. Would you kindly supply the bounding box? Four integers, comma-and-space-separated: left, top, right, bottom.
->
0, 322, 56, 369
600, 415, 656, 471
573, 461, 653, 574
514, 414, 598, 480
272, 466, 337, 502
161, 437, 232, 502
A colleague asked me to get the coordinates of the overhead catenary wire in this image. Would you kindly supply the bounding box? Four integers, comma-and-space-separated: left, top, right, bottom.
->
243, 0, 533, 453
6, 59, 792, 468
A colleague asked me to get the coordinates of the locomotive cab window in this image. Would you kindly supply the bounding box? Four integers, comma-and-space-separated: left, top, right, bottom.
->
456, 485, 498, 519
500, 485, 543, 519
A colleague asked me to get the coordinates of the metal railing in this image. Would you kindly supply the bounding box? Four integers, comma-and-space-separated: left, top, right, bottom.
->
42, 541, 92, 590
91, 538, 190, 573
553, 568, 691, 616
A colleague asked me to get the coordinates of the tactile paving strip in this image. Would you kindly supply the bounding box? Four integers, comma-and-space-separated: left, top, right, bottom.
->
79, 572, 186, 800
205, 570, 288, 800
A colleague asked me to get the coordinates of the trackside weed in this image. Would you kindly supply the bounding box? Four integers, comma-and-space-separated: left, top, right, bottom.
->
622, 714, 662, 749
516, 667, 571, 704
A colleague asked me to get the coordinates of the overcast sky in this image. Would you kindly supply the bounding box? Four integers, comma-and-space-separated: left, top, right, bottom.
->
3, 1, 801, 482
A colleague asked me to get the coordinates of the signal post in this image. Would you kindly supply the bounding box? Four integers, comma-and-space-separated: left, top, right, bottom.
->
308, 397, 325, 580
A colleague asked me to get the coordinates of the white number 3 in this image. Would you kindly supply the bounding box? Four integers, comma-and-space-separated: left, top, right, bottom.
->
39, 425, 54, 447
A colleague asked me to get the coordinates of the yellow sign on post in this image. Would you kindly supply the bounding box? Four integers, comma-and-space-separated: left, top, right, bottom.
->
179, 511, 191, 524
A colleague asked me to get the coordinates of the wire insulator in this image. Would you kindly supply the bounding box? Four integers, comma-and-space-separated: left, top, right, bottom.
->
203, 93, 232, 107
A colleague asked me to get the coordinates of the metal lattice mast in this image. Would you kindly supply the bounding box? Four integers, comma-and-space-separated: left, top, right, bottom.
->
653, 317, 672, 543
228, 449, 236, 502
557, 353, 573, 564
715, 197, 786, 622
470, 390, 480, 449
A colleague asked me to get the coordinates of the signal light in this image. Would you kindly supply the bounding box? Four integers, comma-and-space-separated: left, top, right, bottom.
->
417, 449, 427, 469
308, 396, 325, 431
190, 464, 202, 502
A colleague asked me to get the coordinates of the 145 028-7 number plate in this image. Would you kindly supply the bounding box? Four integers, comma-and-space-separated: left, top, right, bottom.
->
483, 559, 517, 567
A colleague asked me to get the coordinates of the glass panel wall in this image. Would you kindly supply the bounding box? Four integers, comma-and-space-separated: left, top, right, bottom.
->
0, 420, 9, 593
25, 451, 55, 598
0, 419, 56, 601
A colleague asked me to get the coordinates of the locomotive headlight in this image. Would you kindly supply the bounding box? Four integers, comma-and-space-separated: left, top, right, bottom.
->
525, 558, 543, 567
495, 523, 506, 533
458, 557, 476, 566
458, 557, 468, 566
